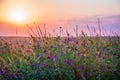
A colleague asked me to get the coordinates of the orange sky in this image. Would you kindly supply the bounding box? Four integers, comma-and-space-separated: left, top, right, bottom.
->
0, 0, 120, 23
0, 0, 120, 36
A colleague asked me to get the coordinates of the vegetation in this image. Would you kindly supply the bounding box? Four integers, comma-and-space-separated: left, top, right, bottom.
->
0, 26, 120, 80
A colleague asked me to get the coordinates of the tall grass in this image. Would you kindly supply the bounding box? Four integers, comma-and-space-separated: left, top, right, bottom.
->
0, 24, 120, 80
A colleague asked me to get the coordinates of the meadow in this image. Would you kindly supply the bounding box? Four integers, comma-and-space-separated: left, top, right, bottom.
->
0, 26, 120, 80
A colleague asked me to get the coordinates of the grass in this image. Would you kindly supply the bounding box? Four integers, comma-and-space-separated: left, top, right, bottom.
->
0, 25, 120, 80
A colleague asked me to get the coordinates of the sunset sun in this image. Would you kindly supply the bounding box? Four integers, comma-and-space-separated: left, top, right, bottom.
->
9, 9, 26, 23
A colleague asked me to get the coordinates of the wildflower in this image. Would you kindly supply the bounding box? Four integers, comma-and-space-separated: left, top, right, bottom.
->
50, 45, 54, 49
47, 55, 51, 59
100, 63, 103, 67
99, 68, 103, 73
51, 55, 56, 59
81, 41, 86, 46
37, 62, 41, 67
83, 71, 88, 78
64, 59, 71, 65
85, 47, 89, 52
0, 70, 4, 75
13, 73, 18, 78
78, 65, 84, 70
65, 37, 71, 43
31, 63, 34, 67
111, 48, 116, 52
5, 66, 8, 70
43, 64, 48, 69
7, 74, 13, 78
97, 53, 100, 58
76, 52, 81, 56
101, 48, 106, 53
43, 49, 47, 53
47, 55, 56, 59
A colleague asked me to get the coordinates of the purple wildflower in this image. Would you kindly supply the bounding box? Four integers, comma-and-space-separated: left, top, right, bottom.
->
111, 48, 116, 52
7, 74, 13, 78
50, 45, 54, 49
43, 64, 48, 69
101, 48, 106, 53
47, 55, 56, 59
83, 71, 88, 78
31, 63, 34, 67
44, 49, 47, 53
64, 59, 71, 65
99, 68, 103, 73
0, 70, 4, 75
37, 62, 41, 67
13, 73, 18, 78
5, 66, 8, 70
100, 63, 103, 67
65, 37, 71, 43
97, 53, 101, 58
47, 55, 51, 59
81, 41, 86, 46
7, 73, 17, 78
85, 47, 89, 52
51, 55, 56, 59
78, 65, 84, 70
76, 52, 81, 56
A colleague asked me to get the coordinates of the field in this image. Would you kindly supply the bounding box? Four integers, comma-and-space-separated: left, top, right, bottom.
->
0, 31, 120, 80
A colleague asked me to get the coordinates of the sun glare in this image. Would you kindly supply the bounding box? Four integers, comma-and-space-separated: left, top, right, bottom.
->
9, 9, 26, 23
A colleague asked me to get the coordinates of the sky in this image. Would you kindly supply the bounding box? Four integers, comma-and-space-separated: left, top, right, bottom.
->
0, 0, 120, 36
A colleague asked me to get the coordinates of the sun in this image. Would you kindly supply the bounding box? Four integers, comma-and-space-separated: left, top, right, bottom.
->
9, 9, 26, 23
